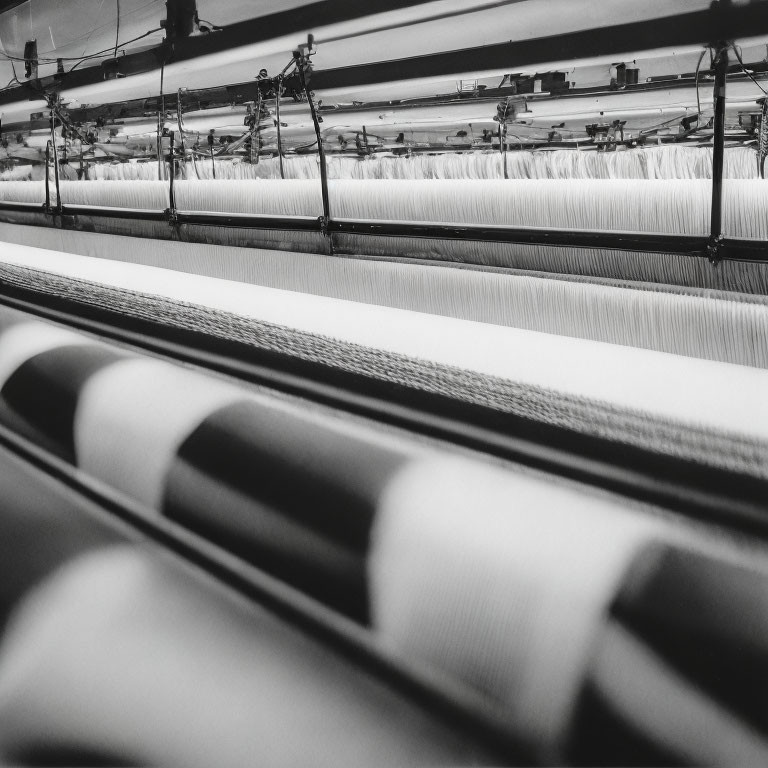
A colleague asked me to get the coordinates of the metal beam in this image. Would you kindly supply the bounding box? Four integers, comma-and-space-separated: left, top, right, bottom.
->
2, 1, 768, 108
312, 3, 768, 91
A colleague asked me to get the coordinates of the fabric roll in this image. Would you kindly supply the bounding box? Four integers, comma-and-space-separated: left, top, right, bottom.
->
367, 457, 663, 752
0, 321, 126, 462
73, 359, 246, 512
0, 546, 496, 768
0, 305, 767, 763
568, 542, 768, 766
0, 308, 411, 622
162, 400, 406, 622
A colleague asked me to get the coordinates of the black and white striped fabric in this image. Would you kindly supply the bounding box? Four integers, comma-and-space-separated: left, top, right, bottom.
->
1, 305, 768, 764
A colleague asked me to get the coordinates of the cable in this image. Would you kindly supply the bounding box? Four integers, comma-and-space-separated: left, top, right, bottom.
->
0, 27, 162, 65
731, 43, 768, 96
65, 28, 162, 76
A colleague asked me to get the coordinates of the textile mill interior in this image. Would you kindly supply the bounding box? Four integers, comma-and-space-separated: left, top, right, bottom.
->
1, 0, 768, 765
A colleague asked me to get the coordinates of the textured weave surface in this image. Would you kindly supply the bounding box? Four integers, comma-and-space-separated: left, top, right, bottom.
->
1, 225, 768, 367
0, 261, 766, 479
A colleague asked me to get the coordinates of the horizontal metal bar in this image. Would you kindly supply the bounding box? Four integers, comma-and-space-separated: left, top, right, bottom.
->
2, 1, 767, 109
0, 0, 435, 108
329, 218, 708, 255
720, 238, 768, 263
175, 210, 322, 231
4, 198, 764, 261
312, 3, 768, 90
61, 204, 169, 222
0, 200, 46, 213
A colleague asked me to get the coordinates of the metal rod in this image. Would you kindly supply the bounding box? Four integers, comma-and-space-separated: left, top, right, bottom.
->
500, 124, 508, 179
168, 131, 176, 214
297, 59, 332, 251
44, 142, 51, 211
176, 88, 186, 158
254, 92, 263, 165
49, 110, 61, 212
275, 75, 285, 179
708, 43, 728, 263
157, 111, 164, 181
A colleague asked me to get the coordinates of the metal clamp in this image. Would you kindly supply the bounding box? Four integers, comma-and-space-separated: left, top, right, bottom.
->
706, 233, 724, 265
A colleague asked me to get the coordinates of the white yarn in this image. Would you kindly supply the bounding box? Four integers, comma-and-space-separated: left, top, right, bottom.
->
1, 146, 762, 188
0, 165, 38, 182
172, 178, 767, 239
87, 163, 168, 182
0, 181, 53, 203
369, 458, 663, 748
5, 178, 757, 239
61, 180, 170, 210
173, 146, 761, 182
1, 222, 767, 370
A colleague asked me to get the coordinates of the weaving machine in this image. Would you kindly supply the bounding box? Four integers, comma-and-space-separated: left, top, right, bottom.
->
0, 1, 768, 766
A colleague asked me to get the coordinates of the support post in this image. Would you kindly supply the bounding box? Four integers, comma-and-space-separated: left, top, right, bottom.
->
707, 43, 728, 264
253, 92, 262, 164
275, 75, 285, 179
49, 110, 61, 214
296, 47, 332, 255
44, 141, 51, 211
501, 123, 508, 179
168, 130, 177, 216
157, 111, 164, 181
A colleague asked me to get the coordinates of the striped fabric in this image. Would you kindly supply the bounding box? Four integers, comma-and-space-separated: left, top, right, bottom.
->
1, 304, 768, 764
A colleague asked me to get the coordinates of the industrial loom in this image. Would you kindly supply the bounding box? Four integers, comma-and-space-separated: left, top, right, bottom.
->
0, 1, 767, 766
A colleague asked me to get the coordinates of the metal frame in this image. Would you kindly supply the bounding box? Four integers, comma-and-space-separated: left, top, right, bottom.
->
2, 0, 768, 106
1, 7, 767, 265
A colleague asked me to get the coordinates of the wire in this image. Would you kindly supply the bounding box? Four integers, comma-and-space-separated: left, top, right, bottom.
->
0, 62, 21, 93
731, 43, 768, 96
0, 27, 162, 65
65, 28, 163, 76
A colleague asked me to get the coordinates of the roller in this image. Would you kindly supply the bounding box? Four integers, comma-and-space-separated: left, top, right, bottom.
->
1, 304, 768, 766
